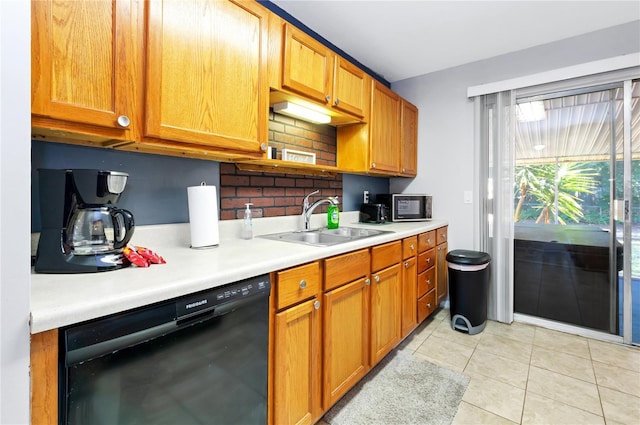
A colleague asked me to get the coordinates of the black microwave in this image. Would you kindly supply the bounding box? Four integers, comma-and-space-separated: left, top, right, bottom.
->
376, 194, 432, 222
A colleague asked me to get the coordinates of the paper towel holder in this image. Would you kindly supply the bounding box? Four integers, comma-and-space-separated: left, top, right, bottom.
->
187, 181, 220, 249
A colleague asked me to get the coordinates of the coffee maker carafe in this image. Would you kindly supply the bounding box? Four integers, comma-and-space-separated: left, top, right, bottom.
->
35, 169, 135, 273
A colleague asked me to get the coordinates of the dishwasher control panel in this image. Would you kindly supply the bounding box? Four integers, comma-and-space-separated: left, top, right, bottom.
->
176, 274, 270, 319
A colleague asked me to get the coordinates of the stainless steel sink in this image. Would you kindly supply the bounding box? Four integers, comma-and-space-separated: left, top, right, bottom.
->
258, 227, 393, 247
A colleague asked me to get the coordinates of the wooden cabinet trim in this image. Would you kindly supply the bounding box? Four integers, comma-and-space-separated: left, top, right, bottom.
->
31, 329, 58, 425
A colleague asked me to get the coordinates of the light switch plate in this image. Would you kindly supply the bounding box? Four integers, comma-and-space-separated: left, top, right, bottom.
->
464, 191, 472, 204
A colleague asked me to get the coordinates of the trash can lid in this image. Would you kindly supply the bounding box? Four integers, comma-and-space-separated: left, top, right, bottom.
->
446, 249, 491, 265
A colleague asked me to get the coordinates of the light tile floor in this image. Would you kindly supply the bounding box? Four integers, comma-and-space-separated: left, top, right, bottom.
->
396, 308, 640, 425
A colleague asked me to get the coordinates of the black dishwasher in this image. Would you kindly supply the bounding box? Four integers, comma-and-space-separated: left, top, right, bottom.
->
59, 274, 271, 425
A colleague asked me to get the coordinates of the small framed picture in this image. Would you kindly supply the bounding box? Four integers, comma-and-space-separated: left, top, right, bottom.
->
281, 149, 316, 165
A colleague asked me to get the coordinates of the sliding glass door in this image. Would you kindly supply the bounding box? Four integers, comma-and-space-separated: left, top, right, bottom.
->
512, 81, 639, 343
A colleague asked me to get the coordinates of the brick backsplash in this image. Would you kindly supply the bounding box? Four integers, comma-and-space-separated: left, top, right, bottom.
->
219, 110, 343, 220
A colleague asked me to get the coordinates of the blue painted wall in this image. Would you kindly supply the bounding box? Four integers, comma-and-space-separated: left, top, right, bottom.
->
31, 141, 220, 231
32, 141, 389, 231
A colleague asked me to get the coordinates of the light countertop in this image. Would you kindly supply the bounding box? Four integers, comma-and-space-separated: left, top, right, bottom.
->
30, 212, 447, 333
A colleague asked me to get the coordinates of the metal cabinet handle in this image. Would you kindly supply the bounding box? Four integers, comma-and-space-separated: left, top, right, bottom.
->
117, 115, 130, 128
365, 278, 371, 286
314, 300, 320, 310
405, 262, 409, 269
299, 279, 307, 289
371, 162, 376, 168
325, 95, 331, 103
410, 244, 415, 251
334, 98, 340, 105
427, 279, 431, 285
426, 258, 431, 263
427, 238, 431, 244
374, 275, 380, 283
427, 303, 431, 308
260, 142, 267, 151
402, 168, 406, 173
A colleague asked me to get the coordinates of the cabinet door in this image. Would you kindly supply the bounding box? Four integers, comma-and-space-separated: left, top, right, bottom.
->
401, 256, 417, 338
323, 277, 370, 409
370, 81, 401, 174
281, 23, 333, 105
436, 241, 449, 304
400, 100, 418, 177
31, 0, 138, 138
370, 263, 402, 364
145, 0, 268, 153
332, 57, 368, 118
274, 298, 322, 425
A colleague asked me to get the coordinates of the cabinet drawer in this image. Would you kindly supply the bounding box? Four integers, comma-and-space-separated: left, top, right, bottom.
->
436, 226, 448, 245
324, 248, 370, 291
371, 241, 402, 273
402, 236, 417, 260
417, 290, 437, 323
418, 231, 436, 252
276, 262, 322, 310
417, 267, 436, 298
417, 248, 436, 274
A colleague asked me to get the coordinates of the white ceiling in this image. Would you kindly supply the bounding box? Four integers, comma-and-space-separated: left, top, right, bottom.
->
270, 0, 640, 83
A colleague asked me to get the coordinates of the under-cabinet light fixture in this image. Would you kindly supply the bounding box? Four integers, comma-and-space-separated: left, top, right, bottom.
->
273, 101, 331, 125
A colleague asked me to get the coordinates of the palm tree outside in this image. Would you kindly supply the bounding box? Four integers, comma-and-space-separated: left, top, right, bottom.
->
514, 162, 599, 224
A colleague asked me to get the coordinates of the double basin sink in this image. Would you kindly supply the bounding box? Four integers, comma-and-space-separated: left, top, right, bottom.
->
259, 227, 393, 247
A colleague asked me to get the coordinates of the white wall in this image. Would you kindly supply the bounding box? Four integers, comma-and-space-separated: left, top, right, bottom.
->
0, 1, 31, 423
391, 21, 640, 255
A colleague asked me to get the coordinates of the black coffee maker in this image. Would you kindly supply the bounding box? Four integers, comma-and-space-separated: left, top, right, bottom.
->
35, 169, 135, 273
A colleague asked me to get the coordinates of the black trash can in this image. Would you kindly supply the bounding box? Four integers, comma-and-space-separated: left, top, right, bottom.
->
447, 250, 491, 335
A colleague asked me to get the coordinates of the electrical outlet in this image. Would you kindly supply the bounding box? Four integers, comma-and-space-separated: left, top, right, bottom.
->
363, 190, 369, 203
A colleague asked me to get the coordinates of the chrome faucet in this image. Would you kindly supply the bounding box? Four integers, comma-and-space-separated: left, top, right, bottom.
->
301, 190, 339, 231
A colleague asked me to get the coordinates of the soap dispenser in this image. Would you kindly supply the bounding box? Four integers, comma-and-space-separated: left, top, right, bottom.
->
241, 203, 253, 239
327, 196, 340, 229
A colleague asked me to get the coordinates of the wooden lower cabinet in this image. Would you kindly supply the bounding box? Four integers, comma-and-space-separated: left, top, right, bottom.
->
436, 240, 449, 304
273, 261, 322, 425
322, 277, 370, 409
418, 288, 437, 323
370, 262, 402, 365
400, 255, 417, 338
273, 297, 322, 425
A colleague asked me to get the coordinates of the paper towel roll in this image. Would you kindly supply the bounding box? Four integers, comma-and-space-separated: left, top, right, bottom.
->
187, 184, 220, 248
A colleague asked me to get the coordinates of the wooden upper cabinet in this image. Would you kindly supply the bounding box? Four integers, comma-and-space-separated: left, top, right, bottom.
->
332, 57, 368, 118
281, 23, 334, 105
278, 23, 368, 122
370, 81, 401, 174
144, 0, 269, 154
400, 100, 418, 177
31, 0, 140, 141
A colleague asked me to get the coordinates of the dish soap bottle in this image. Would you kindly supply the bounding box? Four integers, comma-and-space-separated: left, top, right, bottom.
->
327, 197, 340, 229
241, 203, 253, 239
